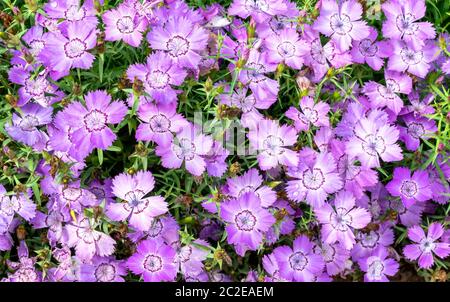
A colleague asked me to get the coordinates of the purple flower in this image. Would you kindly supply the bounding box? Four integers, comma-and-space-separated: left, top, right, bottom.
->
147, 16, 209, 69
103, 3, 148, 47
352, 223, 395, 260
220, 192, 275, 256
80, 256, 127, 282
203, 141, 230, 178
315, 190, 371, 249
106, 171, 168, 231
273, 235, 325, 282
238, 50, 279, 105
313, 242, 350, 276
0, 186, 36, 222
403, 223, 450, 269
262, 252, 287, 281
248, 119, 299, 170
5, 104, 52, 147
330, 139, 378, 199
64, 217, 116, 263
346, 115, 403, 168
382, 0, 436, 50
398, 114, 437, 151
358, 246, 399, 282
385, 167, 432, 208
442, 58, 450, 74
31, 204, 70, 246
313, 0, 370, 51
127, 239, 177, 282
156, 124, 213, 176
387, 39, 440, 78
228, 0, 288, 23
264, 28, 310, 69
43, 0, 98, 33
60, 90, 127, 160
128, 215, 180, 245
363, 71, 412, 115
381, 197, 424, 227
286, 152, 342, 208
350, 27, 389, 71
40, 21, 97, 80
136, 102, 188, 146
21, 25, 49, 60
285, 96, 330, 132
127, 51, 187, 104
8, 66, 64, 107
175, 239, 210, 279
226, 168, 277, 208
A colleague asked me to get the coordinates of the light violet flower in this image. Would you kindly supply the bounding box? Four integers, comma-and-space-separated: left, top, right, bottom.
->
285, 96, 330, 132
5, 104, 52, 147
220, 192, 275, 256
226, 168, 277, 208
387, 39, 440, 78
228, 0, 288, 23
273, 235, 325, 282
0, 186, 36, 222
346, 116, 403, 168
60, 90, 127, 160
248, 119, 299, 170
385, 167, 432, 208
286, 152, 342, 209
80, 256, 127, 282
43, 0, 98, 33
39, 21, 97, 80
403, 223, 450, 269
382, 0, 436, 50
313, 0, 370, 51
136, 102, 188, 146
358, 246, 399, 282
106, 171, 168, 231
156, 124, 213, 176
313, 242, 350, 276
398, 114, 437, 151
103, 4, 148, 47
63, 217, 116, 263
147, 16, 209, 69
352, 223, 395, 260
127, 51, 187, 104
315, 190, 371, 249
264, 28, 310, 70
127, 239, 177, 282
350, 27, 390, 71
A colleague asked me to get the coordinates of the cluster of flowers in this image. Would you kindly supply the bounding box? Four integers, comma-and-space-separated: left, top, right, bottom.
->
1, 0, 450, 282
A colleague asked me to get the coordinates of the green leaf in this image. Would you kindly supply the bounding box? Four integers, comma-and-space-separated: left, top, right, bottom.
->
98, 149, 103, 165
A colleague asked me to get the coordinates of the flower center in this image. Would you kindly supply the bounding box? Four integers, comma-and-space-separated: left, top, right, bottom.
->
25, 76, 47, 97
400, 47, 423, 65
362, 134, 386, 157
124, 189, 148, 214
149, 114, 171, 133
407, 122, 425, 139
166, 35, 190, 57
65, 5, 86, 21
234, 210, 257, 231
302, 168, 325, 190
148, 219, 164, 237
29, 39, 45, 56
400, 180, 418, 198
396, 13, 418, 36
330, 13, 353, 35
360, 231, 380, 248
368, 259, 384, 280
289, 252, 308, 271
263, 135, 285, 156
173, 138, 196, 161
245, 0, 269, 12
116, 16, 135, 34
19, 115, 40, 131
338, 155, 361, 180
277, 41, 296, 58
419, 238, 436, 253
359, 38, 378, 57
311, 39, 328, 64
143, 254, 163, 272
64, 38, 87, 59
330, 207, 353, 232
84, 109, 107, 132
147, 70, 171, 89
62, 187, 82, 202
94, 263, 116, 282
245, 62, 266, 83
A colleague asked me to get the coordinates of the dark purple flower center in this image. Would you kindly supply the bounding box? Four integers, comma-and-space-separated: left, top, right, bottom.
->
330, 207, 352, 232
143, 254, 163, 272
400, 47, 423, 65
245, 62, 266, 83
288, 252, 308, 271
19, 115, 40, 132
419, 238, 436, 253
84, 109, 108, 132
358, 38, 378, 57
407, 122, 425, 139
149, 114, 171, 133
360, 231, 380, 248
177, 246, 193, 263
64, 38, 87, 59
148, 219, 164, 237
25, 76, 47, 97
400, 180, 418, 198
147, 70, 171, 89
29, 39, 45, 56
173, 138, 196, 161
311, 39, 329, 65
396, 13, 418, 36
65, 5, 86, 22
234, 209, 257, 231
277, 41, 296, 58
62, 187, 82, 202
362, 134, 386, 157
124, 189, 148, 213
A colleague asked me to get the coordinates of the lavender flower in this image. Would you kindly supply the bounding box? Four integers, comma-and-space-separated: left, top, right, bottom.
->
80, 256, 127, 282
285, 96, 330, 132
358, 246, 399, 282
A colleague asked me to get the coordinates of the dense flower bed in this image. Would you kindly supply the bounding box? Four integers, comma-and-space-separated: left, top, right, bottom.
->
0, 0, 449, 282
